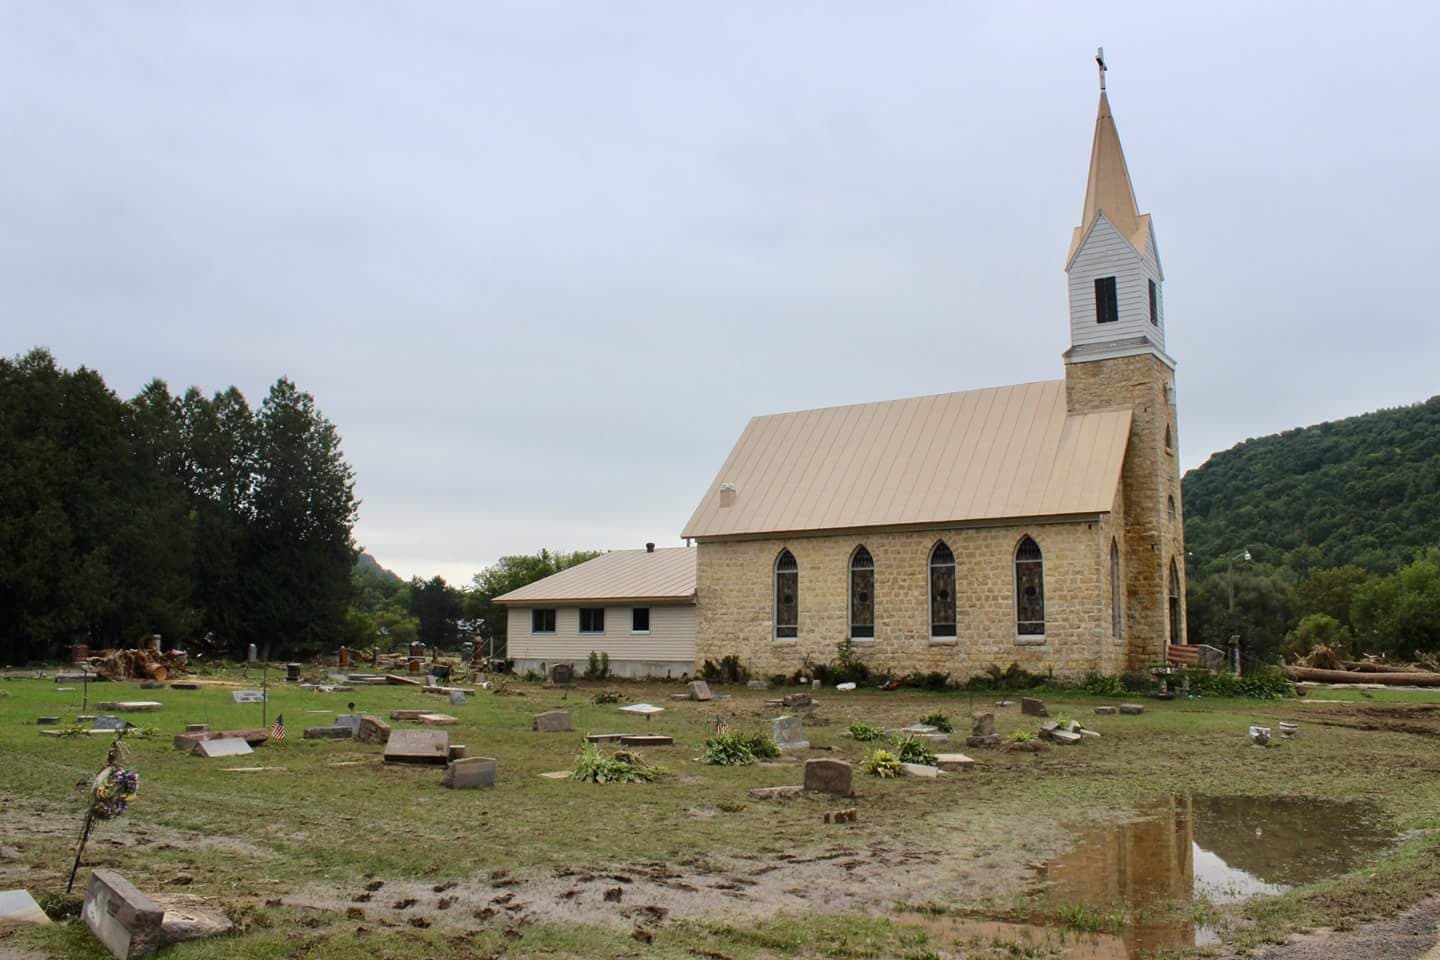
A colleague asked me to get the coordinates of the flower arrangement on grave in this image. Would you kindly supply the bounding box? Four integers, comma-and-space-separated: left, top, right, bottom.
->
90, 765, 140, 820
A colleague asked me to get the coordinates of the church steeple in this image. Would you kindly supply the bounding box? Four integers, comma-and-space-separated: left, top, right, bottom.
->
1064, 49, 1170, 368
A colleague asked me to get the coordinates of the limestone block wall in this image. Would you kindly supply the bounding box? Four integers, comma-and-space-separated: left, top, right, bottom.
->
1065, 352, 1186, 668
694, 517, 1129, 681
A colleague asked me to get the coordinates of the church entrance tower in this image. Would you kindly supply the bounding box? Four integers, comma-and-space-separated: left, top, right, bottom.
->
1062, 51, 1186, 667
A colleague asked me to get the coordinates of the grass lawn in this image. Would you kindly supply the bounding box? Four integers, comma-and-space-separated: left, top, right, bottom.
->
1, 669, 1438, 959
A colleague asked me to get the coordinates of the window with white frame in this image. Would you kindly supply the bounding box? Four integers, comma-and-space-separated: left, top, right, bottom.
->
578, 607, 605, 633
531, 609, 556, 633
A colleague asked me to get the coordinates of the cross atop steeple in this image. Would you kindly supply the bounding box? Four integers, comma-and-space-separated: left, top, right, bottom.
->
1096, 47, 1107, 93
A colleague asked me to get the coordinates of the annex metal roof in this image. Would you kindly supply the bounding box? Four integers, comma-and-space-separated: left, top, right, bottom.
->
493, 547, 696, 605
682, 380, 1131, 541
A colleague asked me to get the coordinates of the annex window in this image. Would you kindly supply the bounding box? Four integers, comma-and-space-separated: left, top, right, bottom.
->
774, 549, 798, 639
631, 607, 650, 633
1148, 278, 1159, 325
849, 546, 875, 639
1110, 539, 1123, 640
578, 607, 605, 634
929, 542, 957, 638
1165, 424, 1173, 452
531, 609, 556, 633
1015, 536, 1045, 637
1167, 495, 1177, 523
1095, 276, 1119, 324
1168, 561, 1182, 647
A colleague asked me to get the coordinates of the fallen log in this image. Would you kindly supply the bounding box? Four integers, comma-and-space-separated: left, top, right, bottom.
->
1285, 666, 1440, 687
1340, 660, 1424, 674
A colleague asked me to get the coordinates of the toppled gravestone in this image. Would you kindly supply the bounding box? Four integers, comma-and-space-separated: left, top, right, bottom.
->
383, 729, 450, 765
1094, 705, 1119, 715
772, 715, 809, 753
687, 680, 713, 701
442, 756, 497, 789
357, 715, 391, 744
1119, 703, 1145, 716
0, 889, 50, 927
302, 725, 354, 740
803, 758, 853, 797
1020, 697, 1048, 718
151, 895, 233, 945
192, 738, 252, 758
532, 710, 573, 733
83, 869, 164, 959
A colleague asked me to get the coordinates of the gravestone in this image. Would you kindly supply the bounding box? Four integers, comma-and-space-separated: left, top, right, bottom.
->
418, 713, 457, 726
193, 738, 252, 758
448, 690, 466, 706
36, 717, 60, 726
1118, 703, 1145, 715
971, 713, 995, 737
442, 756, 497, 789
82, 869, 164, 959
390, 710, 431, 721
184, 724, 208, 734
302, 726, 354, 740
285, 663, 301, 682
93, 717, 130, 731
901, 762, 940, 778
0, 889, 50, 927
803, 758, 853, 797
549, 663, 575, 685
1093, 705, 1119, 715
357, 715, 391, 744
532, 710, 573, 733
618, 734, 673, 746
152, 894, 233, 944
95, 702, 162, 713
246, 643, 257, 664
782, 692, 813, 709
1020, 698, 1048, 718
772, 715, 809, 753
448, 744, 466, 760
231, 691, 265, 704
935, 753, 976, 772
687, 680, 713, 702
1049, 730, 1082, 745
384, 729, 450, 765
333, 714, 362, 733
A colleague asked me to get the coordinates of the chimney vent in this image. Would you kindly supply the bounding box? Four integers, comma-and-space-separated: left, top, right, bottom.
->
645, 542, 655, 553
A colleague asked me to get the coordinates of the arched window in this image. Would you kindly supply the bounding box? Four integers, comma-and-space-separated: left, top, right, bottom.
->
1167, 495, 1177, 523
1110, 539, 1122, 639
1015, 536, 1045, 637
774, 550, 798, 639
1168, 559, 1182, 647
849, 546, 874, 639
929, 542, 956, 638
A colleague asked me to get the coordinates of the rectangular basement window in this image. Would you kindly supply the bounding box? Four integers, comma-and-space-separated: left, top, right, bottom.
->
531, 609, 556, 633
631, 607, 650, 633
578, 607, 605, 634
1095, 276, 1119, 324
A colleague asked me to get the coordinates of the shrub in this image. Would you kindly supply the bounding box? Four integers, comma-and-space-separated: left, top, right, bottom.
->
828, 638, 871, 686
919, 712, 952, 733
1007, 728, 1035, 743
893, 735, 938, 766
571, 743, 657, 783
583, 651, 611, 681
701, 733, 756, 766
848, 722, 886, 742
591, 689, 623, 704
703, 655, 749, 684
864, 748, 905, 778
741, 733, 781, 759
1180, 666, 1291, 699
769, 673, 789, 687
1081, 672, 1127, 697
901, 671, 951, 690
521, 669, 543, 683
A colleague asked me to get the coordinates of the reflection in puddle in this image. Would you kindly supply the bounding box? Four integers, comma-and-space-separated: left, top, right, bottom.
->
913, 795, 1392, 959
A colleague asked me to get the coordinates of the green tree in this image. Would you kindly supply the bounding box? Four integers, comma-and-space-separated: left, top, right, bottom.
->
1351, 550, 1440, 659
409, 575, 463, 650
243, 378, 358, 655
1282, 613, 1354, 661
1294, 566, 1371, 628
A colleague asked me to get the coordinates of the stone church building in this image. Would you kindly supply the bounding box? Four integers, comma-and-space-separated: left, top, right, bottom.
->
681, 77, 1187, 680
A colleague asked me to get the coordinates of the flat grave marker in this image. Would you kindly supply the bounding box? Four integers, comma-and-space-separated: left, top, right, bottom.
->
231, 691, 265, 704
383, 729, 450, 765
193, 738, 253, 758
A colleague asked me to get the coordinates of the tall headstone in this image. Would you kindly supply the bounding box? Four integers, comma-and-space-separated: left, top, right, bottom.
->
1020, 697, 1048, 717
285, 663, 301, 683
246, 644, 257, 664
803, 759, 853, 797
688, 680, 713, 702
771, 715, 809, 753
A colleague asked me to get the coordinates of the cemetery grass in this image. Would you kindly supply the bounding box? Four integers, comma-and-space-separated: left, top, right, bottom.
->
0, 675, 1436, 959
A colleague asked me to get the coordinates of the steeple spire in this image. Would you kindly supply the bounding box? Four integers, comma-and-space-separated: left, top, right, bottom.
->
1068, 50, 1150, 262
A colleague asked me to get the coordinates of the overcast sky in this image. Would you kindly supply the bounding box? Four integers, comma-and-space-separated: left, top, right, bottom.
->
4, 3, 1437, 583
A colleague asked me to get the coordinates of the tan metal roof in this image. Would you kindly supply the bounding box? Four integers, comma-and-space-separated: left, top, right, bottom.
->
1068, 91, 1151, 263
682, 380, 1131, 540
493, 547, 696, 605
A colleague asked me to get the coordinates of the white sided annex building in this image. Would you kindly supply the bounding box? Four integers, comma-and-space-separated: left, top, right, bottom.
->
501, 61, 1188, 681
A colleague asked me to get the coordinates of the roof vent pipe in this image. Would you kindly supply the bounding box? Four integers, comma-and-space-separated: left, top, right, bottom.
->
645, 542, 655, 553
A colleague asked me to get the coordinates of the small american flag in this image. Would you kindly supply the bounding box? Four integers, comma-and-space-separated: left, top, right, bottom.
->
270, 714, 286, 742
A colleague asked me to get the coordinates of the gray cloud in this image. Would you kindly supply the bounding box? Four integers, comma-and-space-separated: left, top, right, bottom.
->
4, 2, 1437, 582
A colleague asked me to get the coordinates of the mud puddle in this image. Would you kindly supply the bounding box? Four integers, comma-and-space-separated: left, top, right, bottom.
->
911, 795, 1394, 959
